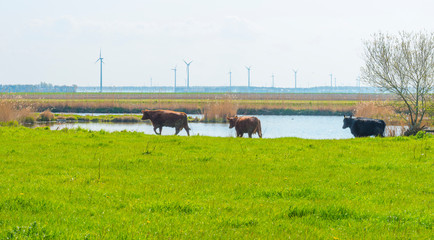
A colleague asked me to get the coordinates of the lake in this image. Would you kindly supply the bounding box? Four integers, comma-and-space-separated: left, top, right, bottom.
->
46, 115, 364, 139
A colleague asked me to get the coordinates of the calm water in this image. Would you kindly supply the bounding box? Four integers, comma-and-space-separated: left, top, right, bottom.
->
48, 115, 358, 139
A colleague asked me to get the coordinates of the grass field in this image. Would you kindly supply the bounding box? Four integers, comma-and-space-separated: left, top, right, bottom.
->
0, 126, 432, 239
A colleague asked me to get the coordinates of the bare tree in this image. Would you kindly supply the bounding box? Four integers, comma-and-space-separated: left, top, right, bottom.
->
361, 31, 434, 135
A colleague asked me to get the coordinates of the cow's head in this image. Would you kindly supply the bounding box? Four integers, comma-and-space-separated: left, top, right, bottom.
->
342, 115, 353, 129
141, 110, 150, 120
226, 116, 239, 128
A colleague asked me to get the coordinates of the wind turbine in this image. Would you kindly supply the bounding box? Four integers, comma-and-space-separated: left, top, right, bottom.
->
330, 73, 333, 87
292, 69, 298, 88
95, 49, 104, 93
229, 69, 232, 92
245, 66, 251, 88
172, 66, 177, 92
184, 60, 193, 88
271, 73, 275, 88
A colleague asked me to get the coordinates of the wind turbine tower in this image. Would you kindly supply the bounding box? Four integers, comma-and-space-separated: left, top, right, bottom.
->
95, 49, 104, 93
229, 70, 232, 92
330, 73, 333, 87
245, 66, 251, 88
271, 73, 275, 88
172, 66, 177, 92
184, 60, 193, 88
293, 69, 298, 88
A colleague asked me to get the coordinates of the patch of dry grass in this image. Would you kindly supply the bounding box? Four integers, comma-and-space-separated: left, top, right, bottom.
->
353, 101, 402, 125
37, 109, 55, 121
0, 100, 33, 123
202, 96, 238, 122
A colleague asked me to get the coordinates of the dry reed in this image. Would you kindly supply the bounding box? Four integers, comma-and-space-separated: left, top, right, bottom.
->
37, 109, 55, 121
353, 101, 403, 125
202, 96, 238, 122
0, 100, 33, 123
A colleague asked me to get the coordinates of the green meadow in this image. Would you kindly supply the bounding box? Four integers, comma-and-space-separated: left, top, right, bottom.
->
0, 126, 432, 239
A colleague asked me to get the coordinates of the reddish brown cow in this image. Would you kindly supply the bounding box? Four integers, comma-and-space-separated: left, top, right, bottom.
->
226, 116, 262, 138
141, 110, 190, 136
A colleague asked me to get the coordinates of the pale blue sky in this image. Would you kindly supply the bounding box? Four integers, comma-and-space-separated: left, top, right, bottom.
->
0, 0, 433, 88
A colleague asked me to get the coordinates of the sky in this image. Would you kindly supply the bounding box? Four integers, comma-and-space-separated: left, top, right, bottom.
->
0, 0, 433, 88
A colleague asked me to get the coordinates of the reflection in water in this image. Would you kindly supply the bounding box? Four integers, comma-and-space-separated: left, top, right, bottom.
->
43, 115, 402, 139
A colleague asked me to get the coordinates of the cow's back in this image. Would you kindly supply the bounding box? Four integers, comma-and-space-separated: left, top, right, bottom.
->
352, 118, 385, 137
148, 110, 187, 127
236, 116, 261, 133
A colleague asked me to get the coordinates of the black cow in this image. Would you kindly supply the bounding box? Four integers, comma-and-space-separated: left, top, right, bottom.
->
342, 115, 386, 137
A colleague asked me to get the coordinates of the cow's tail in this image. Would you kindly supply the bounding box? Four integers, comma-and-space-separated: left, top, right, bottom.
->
256, 121, 262, 138
183, 115, 191, 136
184, 116, 191, 130
380, 120, 386, 137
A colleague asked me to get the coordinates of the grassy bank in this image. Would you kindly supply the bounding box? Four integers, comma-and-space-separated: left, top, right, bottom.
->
0, 127, 432, 239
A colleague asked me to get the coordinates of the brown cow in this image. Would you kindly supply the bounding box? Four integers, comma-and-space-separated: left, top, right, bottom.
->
226, 116, 262, 138
141, 110, 190, 136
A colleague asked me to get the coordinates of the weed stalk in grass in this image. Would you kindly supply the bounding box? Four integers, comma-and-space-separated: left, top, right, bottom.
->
144, 141, 156, 155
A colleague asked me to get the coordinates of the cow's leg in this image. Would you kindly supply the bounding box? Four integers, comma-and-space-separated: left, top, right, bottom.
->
175, 127, 181, 135
159, 127, 163, 135
184, 127, 190, 136
378, 128, 385, 137
248, 132, 253, 138
153, 127, 160, 135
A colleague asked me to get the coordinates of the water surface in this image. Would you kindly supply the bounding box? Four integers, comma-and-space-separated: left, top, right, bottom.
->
48, 115, 357, 139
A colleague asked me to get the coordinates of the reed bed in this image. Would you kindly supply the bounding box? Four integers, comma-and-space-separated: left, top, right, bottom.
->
353, 101, 433, 132
202, 96, 238, 122
9, 98, 356, 115
2, 93, 395, 115
353, 101, 402, 124
0, 100, 33, 123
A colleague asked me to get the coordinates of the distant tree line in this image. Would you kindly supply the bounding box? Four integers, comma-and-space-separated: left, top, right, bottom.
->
0, 82, 77, 93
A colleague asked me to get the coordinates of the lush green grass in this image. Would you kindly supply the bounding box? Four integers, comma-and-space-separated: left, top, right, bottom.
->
0, 127, 432, 239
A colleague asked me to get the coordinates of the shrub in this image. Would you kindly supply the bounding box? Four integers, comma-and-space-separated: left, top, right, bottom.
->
22, 116, 35, 125
66, 116, 77, 121
37, 109, 55, 122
